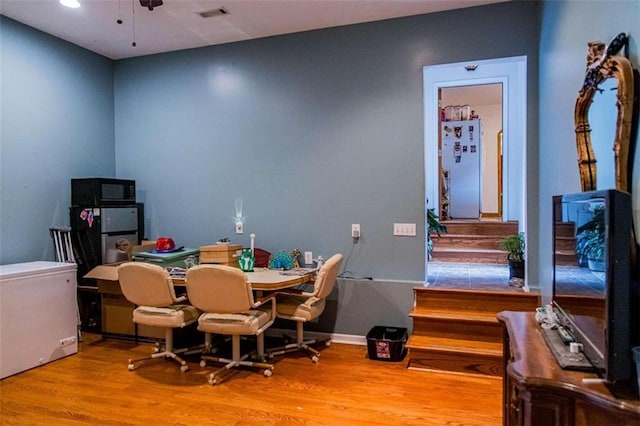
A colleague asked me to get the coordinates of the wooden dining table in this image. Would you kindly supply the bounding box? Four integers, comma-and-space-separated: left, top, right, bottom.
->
171, 267, 315, 291
243, 268, 316, 290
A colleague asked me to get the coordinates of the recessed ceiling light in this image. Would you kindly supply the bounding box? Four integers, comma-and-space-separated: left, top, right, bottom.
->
60, 0, 81, 8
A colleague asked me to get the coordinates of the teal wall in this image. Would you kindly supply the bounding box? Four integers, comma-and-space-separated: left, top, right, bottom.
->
537, 0, 640, 302
114, 1, 540, 283
5, 0, 639, 334
0, 16, 115, 263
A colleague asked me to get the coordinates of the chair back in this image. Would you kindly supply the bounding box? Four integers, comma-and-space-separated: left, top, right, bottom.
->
186, 265, 253, 313
117, 262, 177, 307
313, 253, 343, 299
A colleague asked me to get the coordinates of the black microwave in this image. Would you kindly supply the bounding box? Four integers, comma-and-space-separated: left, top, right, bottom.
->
71, 178, 136, 206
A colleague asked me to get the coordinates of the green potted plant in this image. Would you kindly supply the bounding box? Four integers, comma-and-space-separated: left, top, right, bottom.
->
427, 208, 447, 260
500, 232, 525, 279
575, 205, 605, 271
583, 230, 605, 271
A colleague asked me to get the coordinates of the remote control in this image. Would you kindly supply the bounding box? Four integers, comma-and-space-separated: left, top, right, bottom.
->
557, 326, 575, 344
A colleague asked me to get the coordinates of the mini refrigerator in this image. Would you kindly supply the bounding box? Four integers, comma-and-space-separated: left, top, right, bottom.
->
70, 205, 140, 279
0, 261, 78, 379
441, 119, 482, 219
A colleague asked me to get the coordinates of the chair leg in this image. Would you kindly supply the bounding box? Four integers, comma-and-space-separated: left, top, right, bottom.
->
200, 334, 274, 385
267, 321, 331, 363
127, 328, 193, 372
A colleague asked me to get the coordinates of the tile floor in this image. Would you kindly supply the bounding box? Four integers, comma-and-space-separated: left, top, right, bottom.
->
427, 261, 523, 292
427, 261, 605, 296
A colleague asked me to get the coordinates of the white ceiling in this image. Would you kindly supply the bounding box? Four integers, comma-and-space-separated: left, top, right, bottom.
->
0, 0, 507, 60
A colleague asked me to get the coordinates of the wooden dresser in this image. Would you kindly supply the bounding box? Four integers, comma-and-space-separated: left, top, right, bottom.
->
497, 311, 640, 426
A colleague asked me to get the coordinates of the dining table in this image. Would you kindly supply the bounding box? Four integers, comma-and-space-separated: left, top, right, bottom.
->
171, 267, 316, 291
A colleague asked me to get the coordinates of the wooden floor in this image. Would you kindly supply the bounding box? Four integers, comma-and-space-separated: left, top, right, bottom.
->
0, 335, 503, 425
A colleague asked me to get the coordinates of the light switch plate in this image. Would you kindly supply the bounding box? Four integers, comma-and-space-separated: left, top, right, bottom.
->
394, 223, 416, 236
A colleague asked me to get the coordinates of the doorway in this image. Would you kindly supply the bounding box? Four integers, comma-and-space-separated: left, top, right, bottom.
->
423, 56, 527, 283
440, 83, 503, 220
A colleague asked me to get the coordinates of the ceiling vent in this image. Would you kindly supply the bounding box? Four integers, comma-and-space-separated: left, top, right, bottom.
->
198, 7, 228, 18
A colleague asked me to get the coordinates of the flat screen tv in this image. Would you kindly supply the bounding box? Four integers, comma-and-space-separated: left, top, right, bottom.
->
552, 189, 635, 383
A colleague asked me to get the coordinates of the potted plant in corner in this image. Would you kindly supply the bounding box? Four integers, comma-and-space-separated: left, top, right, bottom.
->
427, 208, 447, 260
500, 232, 525, 279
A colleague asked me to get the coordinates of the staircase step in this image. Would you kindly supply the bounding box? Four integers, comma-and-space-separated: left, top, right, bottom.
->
555, 250, 579, 267
410, 306, 500, 324
406, 335, 503, 376
407, 283, 539, 377
430, 220, 520, 264
556, 221, 576, 238
413, 287, 540, 316
555, 236, 576, 252
440, 220, 518, 236
430, 248, 506, 264
433, 234, 504, 250
407, 335, 503, 356
410, 315, 503, 344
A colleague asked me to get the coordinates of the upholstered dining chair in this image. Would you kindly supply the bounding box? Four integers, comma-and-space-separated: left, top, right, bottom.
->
185, 264, 276, 385
117, 262, 200, 372
268, 253, 343, 363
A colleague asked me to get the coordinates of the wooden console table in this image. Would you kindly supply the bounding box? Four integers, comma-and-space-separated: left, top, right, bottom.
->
497, 311, 640, 426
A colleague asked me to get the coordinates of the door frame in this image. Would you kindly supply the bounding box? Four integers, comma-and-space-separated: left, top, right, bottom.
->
423, 56, 527, 279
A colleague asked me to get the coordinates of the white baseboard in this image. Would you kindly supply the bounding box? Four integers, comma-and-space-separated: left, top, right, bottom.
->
266, 328, 367, 346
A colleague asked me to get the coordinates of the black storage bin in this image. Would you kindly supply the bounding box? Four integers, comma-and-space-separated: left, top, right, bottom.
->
366, 326, 407, 361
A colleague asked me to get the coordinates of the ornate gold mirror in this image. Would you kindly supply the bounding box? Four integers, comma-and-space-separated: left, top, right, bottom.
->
574, 32, 634, 192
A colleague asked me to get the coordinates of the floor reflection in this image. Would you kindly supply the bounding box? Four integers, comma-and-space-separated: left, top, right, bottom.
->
553, 265, 604, 297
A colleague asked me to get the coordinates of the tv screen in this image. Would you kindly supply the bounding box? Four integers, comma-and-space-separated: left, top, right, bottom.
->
552, 189, 633, 382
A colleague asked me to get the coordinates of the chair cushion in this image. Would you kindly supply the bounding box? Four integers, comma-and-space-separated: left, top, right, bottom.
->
275, 294, 325, 321
198, 307, 271, 335
133, 304, 199, 328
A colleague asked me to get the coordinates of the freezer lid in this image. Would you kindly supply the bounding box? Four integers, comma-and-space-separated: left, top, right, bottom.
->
0, 261, 76, 280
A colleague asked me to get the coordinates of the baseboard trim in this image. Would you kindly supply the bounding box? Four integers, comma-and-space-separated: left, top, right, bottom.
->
266, 328, 367, 346
480, 212, 501, 219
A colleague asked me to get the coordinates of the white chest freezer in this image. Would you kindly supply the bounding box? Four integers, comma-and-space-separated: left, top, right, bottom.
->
0, 261, 78, 379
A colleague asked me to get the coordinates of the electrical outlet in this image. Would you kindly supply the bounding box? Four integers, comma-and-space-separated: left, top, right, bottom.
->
235, 221, 244, 234
352, 224, 361, 239
304, 251, 313, 265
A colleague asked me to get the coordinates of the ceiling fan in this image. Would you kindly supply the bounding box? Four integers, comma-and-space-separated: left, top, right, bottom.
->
139, 0, 162, 11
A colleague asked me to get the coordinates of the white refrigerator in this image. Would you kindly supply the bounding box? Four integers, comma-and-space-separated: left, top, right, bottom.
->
0, 261, 78, 379
441, 119, 482, 219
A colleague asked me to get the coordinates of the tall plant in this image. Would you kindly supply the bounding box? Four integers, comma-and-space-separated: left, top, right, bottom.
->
427, 208, 447, 259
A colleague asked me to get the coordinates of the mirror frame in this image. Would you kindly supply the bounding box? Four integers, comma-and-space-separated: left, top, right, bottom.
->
574, 32, 634, 192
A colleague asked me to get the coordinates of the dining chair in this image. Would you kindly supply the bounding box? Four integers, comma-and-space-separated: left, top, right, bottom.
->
185, 264, 276, 385
117, 262, 200, 372
268, 253, 343, 363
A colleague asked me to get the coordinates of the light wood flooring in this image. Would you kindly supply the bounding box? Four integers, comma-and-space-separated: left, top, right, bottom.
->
0, 334, 503, 425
